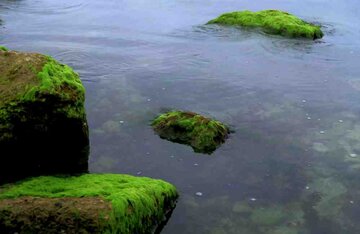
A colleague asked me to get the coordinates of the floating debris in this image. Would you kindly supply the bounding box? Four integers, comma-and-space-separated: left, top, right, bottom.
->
307, 117, 312, 120
320, 131, 325, 134
136, 171, 142, 175
250, 198, 257, 201
305, 186, 310, 190
338, 120, 344, 123
195, 192, 203, 197
119, 120, 124, 124
194, 163, 199, 166
302, 100, 307, 103
147, 99, 151, 102
350, 201, 354, 204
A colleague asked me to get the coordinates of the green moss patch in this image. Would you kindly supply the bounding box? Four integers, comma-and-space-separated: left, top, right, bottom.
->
0, 174, 178, 234
152, 111, 229, 154
0, 50, 85, 120
0, 46, 8, 52
207, 10, 323, 39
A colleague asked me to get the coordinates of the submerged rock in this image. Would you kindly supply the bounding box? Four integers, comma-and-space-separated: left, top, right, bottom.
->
207, 10, 323, 39
0, 48, 89, 183
151, 111, 229, 154
0, 174, 178, 234
309, 177, 347, 219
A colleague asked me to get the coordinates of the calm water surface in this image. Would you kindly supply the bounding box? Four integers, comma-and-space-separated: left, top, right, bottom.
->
1, 0, 360, 233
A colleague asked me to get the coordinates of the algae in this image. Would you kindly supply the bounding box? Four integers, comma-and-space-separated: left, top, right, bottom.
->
0, 46, 8, 52
207, 10, 323, 39
152, 110, 229, 154
0, 174, 178, 234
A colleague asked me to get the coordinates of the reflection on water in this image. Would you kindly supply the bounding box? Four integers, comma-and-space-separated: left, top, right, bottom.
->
1, 0, 360, 233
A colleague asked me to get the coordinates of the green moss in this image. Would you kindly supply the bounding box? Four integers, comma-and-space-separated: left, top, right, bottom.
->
0, 52, 85, 120
152, 111, 229, 154
0, 174, 178, 233
0, 46, 8, 52
207, 10, 323, 39
23, 56, 85, 118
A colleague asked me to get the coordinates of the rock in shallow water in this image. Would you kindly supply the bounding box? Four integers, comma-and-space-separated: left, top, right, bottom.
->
0, 48, 89, 183
0, 174, 178, 234
207, 10, 323, 39
151, 110, 229, 154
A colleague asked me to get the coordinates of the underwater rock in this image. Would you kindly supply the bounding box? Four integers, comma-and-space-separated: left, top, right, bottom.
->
0, 48, 89, 184
312, 142, 329, 153
232, 202, 252, 213
309, 177, 347, 218
207, 10, 323, 39
0, 174, 178, 234
250, 206, 285, 226
151, 110, 229, 154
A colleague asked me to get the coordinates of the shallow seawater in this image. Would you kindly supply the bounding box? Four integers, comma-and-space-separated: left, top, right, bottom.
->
1, 0, 360, 233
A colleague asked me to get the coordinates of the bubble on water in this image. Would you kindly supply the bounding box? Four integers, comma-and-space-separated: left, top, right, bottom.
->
195, 192, 203, 197
349, 153, 357, 158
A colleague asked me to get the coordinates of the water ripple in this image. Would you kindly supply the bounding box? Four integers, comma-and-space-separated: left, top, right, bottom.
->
0, 0, 88, 15
54, 49, 113, 82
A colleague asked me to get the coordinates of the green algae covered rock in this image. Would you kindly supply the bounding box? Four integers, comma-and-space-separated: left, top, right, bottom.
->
207, 10, 323, 39
0, 174, 178, 234
0, 49, 89, 183
152, 111, 229, 154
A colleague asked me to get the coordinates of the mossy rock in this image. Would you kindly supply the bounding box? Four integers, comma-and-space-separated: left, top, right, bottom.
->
0, 48, 89, 183
0, 174, 178, 234
152, 111, 229, 154
207, 10, 323, 39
